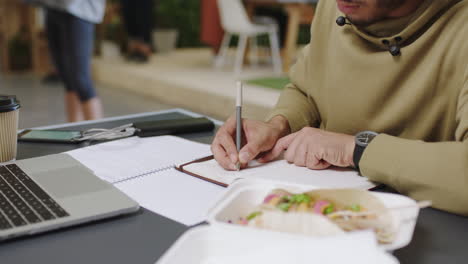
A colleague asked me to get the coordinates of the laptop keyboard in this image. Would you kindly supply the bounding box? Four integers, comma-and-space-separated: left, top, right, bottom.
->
0, 164, 69, 230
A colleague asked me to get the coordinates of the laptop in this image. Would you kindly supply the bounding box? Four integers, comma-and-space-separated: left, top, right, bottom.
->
0, 153, 139, 241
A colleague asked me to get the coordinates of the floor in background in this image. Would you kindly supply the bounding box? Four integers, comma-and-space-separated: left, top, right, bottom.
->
94, 47, 284, 121
246, 76, 290, 90
0, 74, 172, 129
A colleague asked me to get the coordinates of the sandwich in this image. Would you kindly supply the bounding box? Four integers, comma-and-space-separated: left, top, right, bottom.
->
236, 189, 397, 243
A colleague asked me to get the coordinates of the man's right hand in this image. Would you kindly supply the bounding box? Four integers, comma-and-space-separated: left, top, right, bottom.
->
211, 115, 290, 170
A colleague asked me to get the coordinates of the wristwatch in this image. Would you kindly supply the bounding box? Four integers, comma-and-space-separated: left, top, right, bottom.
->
353, 131, 379, 172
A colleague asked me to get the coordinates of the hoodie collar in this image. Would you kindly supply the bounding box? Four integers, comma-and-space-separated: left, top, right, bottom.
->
341, 0, 461, 50
361, 0, 432, 38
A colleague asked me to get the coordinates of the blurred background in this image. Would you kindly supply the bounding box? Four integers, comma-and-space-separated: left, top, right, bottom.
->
0, 0, 316, 129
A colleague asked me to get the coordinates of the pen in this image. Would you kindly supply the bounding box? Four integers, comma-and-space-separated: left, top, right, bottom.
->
236, 81, 243, 171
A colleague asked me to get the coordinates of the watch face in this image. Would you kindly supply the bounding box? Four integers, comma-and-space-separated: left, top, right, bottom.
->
356, 131, 378, 147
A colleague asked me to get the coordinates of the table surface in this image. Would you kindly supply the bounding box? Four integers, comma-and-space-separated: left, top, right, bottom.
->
0, 109, 467, 264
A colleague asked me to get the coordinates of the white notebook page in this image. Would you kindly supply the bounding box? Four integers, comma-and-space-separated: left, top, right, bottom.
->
115, 168, 226, 226
67, 135, 211, 183
183, 159, 376, 189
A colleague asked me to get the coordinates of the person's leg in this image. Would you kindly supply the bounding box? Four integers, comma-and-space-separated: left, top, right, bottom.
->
45, 10, 65, 79
65, 91, 85, 122
45, 9, 84, 121
126, 0, 152, 62
121, 0, 136, 53
139, 0, 154, 51
66, 14, 103, 120
81, 97, 103, 120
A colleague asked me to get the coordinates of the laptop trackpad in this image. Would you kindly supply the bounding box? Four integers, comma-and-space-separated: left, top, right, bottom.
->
32, 166, 111, 199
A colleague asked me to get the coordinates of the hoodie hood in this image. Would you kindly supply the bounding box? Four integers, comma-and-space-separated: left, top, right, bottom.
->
341, 0, 463, 50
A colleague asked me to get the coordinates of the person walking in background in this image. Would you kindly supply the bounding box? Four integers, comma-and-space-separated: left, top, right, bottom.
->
26, 0, 105, 122
120, 0, 154, 63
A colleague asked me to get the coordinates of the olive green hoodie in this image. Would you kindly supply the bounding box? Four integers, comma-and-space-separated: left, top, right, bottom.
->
268, 0, 468, 215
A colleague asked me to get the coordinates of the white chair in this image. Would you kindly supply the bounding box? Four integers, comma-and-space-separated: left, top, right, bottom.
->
215, 0, 282, 74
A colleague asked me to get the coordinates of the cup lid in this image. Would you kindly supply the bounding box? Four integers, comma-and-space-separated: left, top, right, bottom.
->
0, 95, 20, 113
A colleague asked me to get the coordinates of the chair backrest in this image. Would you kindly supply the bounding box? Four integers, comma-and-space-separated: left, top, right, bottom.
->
217, 0, 254, 33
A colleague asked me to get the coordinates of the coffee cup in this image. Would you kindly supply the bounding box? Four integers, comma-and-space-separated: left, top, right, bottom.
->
0, 95, 20, 163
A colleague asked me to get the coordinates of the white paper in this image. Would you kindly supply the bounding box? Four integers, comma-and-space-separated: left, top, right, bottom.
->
67, 135, 211, 183
184, 159, 375, 189
115, 168, 226, 226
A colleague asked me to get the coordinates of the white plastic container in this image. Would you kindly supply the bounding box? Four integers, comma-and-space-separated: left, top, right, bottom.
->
157, 179, 419, 263
207, 179, 420, 251
157, 225, 399, 264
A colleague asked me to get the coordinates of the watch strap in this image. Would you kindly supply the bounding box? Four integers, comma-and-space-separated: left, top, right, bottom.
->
353, 144, 365, 173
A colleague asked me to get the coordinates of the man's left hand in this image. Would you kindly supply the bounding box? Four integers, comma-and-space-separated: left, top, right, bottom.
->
259, 127, 356, 170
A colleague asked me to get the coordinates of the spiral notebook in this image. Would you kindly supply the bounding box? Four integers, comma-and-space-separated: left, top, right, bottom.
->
66, 135, 212, 184
177, 156, 376, 190
66, 136, 225, 226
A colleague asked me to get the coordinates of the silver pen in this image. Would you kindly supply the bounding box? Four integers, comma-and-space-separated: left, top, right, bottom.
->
236, 81, 243, 171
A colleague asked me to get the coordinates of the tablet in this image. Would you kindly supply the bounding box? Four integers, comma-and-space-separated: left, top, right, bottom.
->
18, 129, 83, 143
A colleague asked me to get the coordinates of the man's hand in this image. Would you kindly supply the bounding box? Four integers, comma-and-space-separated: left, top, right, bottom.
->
211, 115, 290, 170
259, 127, 355, 170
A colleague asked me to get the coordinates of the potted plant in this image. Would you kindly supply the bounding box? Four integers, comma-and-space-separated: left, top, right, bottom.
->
8, 26, 32, 71
153, 0, 181, 53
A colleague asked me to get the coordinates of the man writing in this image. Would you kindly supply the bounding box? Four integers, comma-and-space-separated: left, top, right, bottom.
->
212, 0, 468, 215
